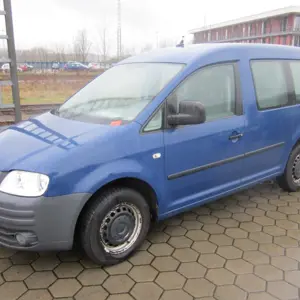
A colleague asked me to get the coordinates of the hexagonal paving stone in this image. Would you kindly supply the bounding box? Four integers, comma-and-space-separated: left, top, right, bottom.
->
32, 255, 60, 271
259, 244, 284, 256
178, 262, 206, 278
185, 230, 209, 241
25, 271, 56, 289
271, 256, 298, 271
57, 251, 82, 262
202, 224, 225, 234
212, 210, 232, 219
164, 226, 187, 236
225, 228, 248, 239
182, 211, 198, 220
147, 232, 170, 243
198, 215, 218, 224
107, 295, 134, 300
173, 248, 199, 262
138, 240, 151, 251
287, 247, 300, 261
217, 246, 242, 259
0, 258, 11, 273
103, 275, 134, 294
254, 265, 283, 281
226, 204, 244, 214
148, 243, 174, 256
10, 252, 39, 265
266, 211, 287, 220
285, 270, 300, 288
240, 222, 262, 232
160, 290, 192, 300
192, 241, 217, 254
234, 238, 258, 251
287, 229, 300, 240
194, 206, 211, 215
236, 274, 266, 292
247, 292, 278, 300
18, 290, 52, 300
181, 220, 203, 230
130, 282, 163, 300
268, 281, 298, 300
206, 268, 235, 285
249, 232, 273, 244
218, 218, 239, 228
129, 251, 154, 265
156, 271, 186, 290
263, 226, 286, 237
258, 203, 277, 211
79, 258, 99, 269
0, 248, 15, 258
253, 216, 275, 226
243, 250, 270, 265
232, 213, 252, 222
209, 234, 233, 246
225, 259, 253, 274
288, 214, 300, 224
184, 278, 215, 298
0, 282, 27, 300
75, 286, 108, 300
104, 261, 132, 275
276, 219, 298, 230
49, 279, 81, 298
54, 262, 83, 278
129, 265, 158, 282
245, 207, 265, 217
77, 268, 108, 286
274, 236, 298, 248
278, 206, 298, 215
3, 265, 33, 281
198, 253, 225, 268
168, 236, 193, 248
215, 285, 247, 300
151, 256, 179, 272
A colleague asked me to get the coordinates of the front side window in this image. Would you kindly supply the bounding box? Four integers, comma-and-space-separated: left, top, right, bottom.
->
55, 63, 183, 124
290, 61, 300, 103
167, 63, 237, 122
251, 61, 288, 109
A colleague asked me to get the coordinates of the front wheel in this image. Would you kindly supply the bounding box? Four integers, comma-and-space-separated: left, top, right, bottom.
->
80, 188, 151, 265
277, 144, 300, 192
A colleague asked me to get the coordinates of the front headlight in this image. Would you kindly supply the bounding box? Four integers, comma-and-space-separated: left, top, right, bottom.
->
0, 171, 50, 197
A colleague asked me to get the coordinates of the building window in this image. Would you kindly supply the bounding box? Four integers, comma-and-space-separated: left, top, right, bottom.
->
216, 31, 219, 40
248, 24, 251, 36
225, 29, 228, 39
295, 16, 300, 30
251, 61, 289, 110
208, 31, 211, 41
280, 16, 288, 31
282, 36, 287, 45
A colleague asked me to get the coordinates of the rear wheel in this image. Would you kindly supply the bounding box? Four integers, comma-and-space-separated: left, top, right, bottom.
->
80, 187, 151, 265
277, 144, 300, 192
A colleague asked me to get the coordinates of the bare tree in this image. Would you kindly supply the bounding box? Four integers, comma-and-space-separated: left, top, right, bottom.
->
55, 44, 66, 62
73, 29, 92, 63
97, 28, 110, 62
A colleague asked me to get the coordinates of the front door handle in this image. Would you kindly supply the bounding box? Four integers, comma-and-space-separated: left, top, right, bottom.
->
229, 133, 243, 140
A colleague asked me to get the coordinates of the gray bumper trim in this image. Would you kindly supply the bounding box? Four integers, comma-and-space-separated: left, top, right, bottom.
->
0, 192, 91, 251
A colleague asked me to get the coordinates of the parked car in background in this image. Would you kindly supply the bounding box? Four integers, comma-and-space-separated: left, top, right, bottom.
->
1, 63, 22, 73
52, 62, 61, 70
88, 62, 102, 71
64, 61, 88, 71
19, 63, 33, 72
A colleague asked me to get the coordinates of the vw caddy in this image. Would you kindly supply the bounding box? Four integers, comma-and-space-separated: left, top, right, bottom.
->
0, 43, 300, 265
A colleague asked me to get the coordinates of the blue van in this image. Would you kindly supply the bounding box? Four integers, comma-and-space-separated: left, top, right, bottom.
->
0, 43, 300, 265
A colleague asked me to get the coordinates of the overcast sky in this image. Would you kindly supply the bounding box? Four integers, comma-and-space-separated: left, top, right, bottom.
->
5, 0, 299, 55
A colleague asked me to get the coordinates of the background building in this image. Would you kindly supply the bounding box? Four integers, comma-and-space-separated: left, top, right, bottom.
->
190, 6, 300, 46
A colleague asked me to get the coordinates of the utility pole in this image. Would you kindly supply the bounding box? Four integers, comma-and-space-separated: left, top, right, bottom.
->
117, 0, 122, 59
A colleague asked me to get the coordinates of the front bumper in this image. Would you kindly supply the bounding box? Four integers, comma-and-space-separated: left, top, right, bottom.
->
0, 192, 90, 251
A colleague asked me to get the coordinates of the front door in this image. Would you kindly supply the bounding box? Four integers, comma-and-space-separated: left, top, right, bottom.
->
162, 62, 246, 215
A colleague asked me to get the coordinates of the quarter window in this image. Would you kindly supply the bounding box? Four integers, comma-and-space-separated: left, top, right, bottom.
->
143, 107, 163, 132
251, 61, 289, 109
290, 61, 300, 103
167, 63, 237, 122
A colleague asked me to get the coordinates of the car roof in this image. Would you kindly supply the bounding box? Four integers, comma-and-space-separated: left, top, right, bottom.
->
120, 43, 300, 65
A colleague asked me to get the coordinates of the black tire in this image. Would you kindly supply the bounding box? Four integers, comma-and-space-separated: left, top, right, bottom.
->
277, 144, 300, 192
80, 187, 151, 265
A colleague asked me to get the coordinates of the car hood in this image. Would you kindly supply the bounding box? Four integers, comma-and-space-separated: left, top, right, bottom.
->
0, 111, 132, 172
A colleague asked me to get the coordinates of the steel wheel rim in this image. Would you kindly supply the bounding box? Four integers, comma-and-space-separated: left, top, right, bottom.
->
99, 203, 142, 254
292, 154, 300, 184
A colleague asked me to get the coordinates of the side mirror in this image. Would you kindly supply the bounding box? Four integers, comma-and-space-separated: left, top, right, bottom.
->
167, 101, 206, 126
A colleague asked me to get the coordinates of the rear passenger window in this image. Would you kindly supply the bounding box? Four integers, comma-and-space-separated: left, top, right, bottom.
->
251, 61, 288, 110
290, 61, 300, 103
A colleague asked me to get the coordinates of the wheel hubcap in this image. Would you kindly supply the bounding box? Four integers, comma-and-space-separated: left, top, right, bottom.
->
99, 203, 142, 254
292, 154, 300, 184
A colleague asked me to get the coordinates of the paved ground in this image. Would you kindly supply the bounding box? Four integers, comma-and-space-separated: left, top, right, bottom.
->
2, 181, 300, 300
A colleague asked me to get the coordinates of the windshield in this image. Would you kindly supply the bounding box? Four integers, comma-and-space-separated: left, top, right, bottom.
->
55, 63, 184, 124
